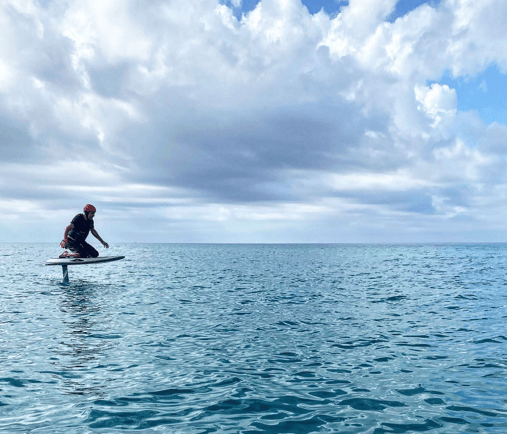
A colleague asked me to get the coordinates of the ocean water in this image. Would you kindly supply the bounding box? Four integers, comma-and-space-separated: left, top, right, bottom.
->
1, 243, 507, 433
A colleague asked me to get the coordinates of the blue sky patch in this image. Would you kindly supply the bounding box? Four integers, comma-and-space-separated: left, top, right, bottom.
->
386, 0, 441, 23
302, 0, 348, 16
432, 64, 507, 125
223, 0, 349, 17
223, 0, 440, 20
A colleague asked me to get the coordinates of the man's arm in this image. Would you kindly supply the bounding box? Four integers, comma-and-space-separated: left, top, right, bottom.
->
91, 228, 109, 248
60, 223, 74, 248
64, 223, 74, 239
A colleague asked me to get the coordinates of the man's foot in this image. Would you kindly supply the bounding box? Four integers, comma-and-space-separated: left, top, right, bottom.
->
59, 251, 81, 258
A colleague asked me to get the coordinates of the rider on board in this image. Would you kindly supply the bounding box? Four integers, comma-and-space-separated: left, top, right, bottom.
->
60, 204, 109, 258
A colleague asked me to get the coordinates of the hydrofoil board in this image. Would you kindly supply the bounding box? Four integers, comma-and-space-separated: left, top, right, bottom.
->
46, 256, 125, 266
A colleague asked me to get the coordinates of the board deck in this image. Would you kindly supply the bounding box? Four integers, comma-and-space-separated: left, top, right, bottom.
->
46, 255, 125, 266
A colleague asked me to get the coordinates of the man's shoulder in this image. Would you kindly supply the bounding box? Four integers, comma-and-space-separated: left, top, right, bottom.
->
71, 213, 86, 225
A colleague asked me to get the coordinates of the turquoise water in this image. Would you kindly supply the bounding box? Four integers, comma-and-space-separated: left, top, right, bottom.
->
1, 243, 507, 433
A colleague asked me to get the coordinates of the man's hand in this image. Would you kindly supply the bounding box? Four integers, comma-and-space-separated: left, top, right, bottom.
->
102, 241, 109, 248
60, 239, 69, 249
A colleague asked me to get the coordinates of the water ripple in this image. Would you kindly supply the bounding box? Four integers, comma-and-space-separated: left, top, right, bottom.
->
1, 243, 507, 432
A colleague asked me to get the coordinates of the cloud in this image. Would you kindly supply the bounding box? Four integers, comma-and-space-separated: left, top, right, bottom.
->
1, 0, 507, 242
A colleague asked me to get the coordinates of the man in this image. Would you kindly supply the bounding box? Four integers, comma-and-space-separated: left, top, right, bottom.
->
60, 204, 109, 258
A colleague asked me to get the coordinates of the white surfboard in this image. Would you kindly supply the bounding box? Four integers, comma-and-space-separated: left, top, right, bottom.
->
46, 256, 125, 266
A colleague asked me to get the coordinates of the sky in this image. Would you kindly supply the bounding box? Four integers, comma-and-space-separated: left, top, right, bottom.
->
1, 0, 507, 244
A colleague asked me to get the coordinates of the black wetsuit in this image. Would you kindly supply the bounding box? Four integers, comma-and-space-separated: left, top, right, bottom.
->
67, 213, 98, 258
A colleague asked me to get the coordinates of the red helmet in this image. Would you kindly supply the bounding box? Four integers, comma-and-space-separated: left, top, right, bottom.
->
84, 204, 96, 213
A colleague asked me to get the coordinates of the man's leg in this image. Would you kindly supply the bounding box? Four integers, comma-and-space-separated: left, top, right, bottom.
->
68, 240, 84, 257
82, 241, 99, 258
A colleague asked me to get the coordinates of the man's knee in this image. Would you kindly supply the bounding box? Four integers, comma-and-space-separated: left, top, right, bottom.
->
87, 245, 99, 258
